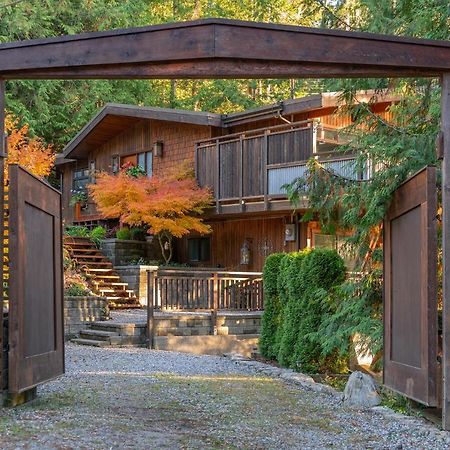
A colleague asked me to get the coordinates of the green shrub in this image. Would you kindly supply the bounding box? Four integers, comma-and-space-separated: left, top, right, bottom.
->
292, 249, 346, 373
90, 226, 107, 247
277, 250, 309, 367
130, 227, 147, 241
276, 253, 295, 300
259, 252, 284, 360
65, 282, 90, 296
65, 225, 90, 237
116, 227, 131, 240
319, 270, 383, 363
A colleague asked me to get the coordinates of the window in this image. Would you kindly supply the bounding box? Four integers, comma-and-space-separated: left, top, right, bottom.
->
89, 160, 96, 184
73, 168, 89, 191
188, 238, 210, 262
120, 151, 153, 177
138, 151, 153, 178
313, 232, 357, 270
112, 155, 120, 174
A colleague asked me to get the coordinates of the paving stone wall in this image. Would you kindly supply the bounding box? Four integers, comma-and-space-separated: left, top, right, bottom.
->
64, 296, 109, 340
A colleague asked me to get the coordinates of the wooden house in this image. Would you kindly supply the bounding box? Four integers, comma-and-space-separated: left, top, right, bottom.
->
57, 91, 397, 271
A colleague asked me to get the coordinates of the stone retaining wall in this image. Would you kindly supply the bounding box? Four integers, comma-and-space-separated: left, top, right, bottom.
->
153, 312, 262, 337
100, 238, 161, 266
64, 296, 109, 339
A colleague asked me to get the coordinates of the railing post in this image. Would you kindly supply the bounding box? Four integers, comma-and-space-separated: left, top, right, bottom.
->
215, 141, 221, 214
263, 130, 269, 210
147, 270, 155, 349
239, 135, 244, 212
211, 273, 219, 335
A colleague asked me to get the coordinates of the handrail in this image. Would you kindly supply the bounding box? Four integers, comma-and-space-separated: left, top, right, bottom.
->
195, 119, 315, 146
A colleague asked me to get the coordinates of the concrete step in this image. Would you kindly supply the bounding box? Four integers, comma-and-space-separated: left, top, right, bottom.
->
71, 338, 111, 347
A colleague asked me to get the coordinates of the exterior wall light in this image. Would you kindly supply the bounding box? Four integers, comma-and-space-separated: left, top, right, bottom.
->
240, 239, 251, 265
153, 140, 164, 157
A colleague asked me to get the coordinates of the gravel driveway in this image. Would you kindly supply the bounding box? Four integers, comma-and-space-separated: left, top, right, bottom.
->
0, 343, 448, 449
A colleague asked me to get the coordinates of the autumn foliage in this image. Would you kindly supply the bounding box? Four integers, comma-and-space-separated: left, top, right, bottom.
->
5, 115, 55, 178
89, 164, 213, 263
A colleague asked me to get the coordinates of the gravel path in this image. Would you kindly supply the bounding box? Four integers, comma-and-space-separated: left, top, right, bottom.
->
0, 344, 449, 449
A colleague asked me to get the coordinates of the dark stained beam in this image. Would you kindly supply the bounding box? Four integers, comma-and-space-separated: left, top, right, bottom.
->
0, 19, 449, 79
3, 60, 440, 80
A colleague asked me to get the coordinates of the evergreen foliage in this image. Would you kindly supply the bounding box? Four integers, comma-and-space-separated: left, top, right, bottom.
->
291, 249, 346, 373
259, 252, 284, 359
277, 250, 309, 367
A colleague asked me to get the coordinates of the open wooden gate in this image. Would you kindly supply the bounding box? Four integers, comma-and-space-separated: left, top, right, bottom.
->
384, 166, 438, 406
7, 164, 64, 393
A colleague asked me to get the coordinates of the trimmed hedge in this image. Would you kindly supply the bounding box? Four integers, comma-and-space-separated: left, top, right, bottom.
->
259, 253, 285, 359
261, 248, 347, 373
277, 250, 309, 367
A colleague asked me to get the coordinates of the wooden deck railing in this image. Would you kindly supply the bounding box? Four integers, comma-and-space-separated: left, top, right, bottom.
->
195, 120, 361, 212
147, 268, 264, 312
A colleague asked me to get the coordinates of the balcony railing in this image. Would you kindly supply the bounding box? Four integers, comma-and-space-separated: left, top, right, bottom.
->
195, 120, 366, 213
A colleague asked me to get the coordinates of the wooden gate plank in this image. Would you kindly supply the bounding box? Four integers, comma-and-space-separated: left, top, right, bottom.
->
384, 166, 437, 406
8, 164, 64, 393
442, 72, 450, 429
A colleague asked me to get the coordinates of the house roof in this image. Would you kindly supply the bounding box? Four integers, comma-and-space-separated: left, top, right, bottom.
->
61, 90, 399, 160
62, 103, 222, 159
0, 18, 449, 79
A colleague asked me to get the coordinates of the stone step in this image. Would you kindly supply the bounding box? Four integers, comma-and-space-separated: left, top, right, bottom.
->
71, 338, 111, 347
79, 329, 119, 341
89, 322, 146, 335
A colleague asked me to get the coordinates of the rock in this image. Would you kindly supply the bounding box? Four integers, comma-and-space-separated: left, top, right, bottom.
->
223, 352, 251, 361
343, 371, 381, 408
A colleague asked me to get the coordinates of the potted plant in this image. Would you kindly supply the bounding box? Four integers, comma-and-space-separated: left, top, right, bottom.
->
70, 189, 89, 211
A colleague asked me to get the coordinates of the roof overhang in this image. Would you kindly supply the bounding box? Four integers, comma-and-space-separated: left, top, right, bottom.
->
0, 19, 449, 80
62, 103, 222, 159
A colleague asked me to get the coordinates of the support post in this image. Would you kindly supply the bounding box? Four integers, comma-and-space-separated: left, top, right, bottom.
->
442, 73, 450, 430
211, 273, 218, 335
146, 270, 155, 349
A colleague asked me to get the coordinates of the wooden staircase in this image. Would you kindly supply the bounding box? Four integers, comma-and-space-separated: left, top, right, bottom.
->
64, 236, 141, 309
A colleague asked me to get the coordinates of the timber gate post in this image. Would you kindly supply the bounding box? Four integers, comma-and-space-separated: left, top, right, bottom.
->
442, 73, 450, 430
0, 80, 4, 397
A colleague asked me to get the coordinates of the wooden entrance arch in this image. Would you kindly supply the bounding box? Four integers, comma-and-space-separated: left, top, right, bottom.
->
0, 18, 449, 426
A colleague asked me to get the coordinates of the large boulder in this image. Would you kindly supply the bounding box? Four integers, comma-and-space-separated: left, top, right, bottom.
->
343, 371, 381, 408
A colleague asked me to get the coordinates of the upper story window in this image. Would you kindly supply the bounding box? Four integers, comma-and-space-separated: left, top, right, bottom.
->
73, 168, 89, 191
116, 151, 153, 177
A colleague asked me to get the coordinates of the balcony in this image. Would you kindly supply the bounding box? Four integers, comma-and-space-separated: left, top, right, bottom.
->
195, 120, 367, 215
